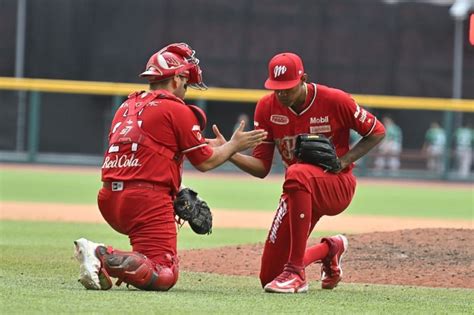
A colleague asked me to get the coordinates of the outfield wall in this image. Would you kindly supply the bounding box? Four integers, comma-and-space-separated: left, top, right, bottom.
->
0, 77, 473, 180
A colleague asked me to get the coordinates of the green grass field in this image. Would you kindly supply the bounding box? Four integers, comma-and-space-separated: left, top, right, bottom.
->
0, 167, 473, 313
0, 168, 473, 219
1, 221, 472, 314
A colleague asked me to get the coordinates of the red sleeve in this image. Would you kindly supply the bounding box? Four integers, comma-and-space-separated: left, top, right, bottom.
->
173, 106, 213, 166
368, 117, 385, 136
334, 90, 385, 137
186, 146, 214, 166
252, 97, 275, 173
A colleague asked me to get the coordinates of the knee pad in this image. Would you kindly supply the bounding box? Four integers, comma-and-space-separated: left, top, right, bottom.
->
96, 246, 179, 291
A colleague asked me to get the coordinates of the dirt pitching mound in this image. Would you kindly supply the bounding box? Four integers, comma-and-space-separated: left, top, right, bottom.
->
180, 228, 473, 288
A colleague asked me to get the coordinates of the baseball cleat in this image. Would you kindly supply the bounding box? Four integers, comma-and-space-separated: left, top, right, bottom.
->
73, 238, 112, 290
320, 234, 348, 289
264, 266, 308, 294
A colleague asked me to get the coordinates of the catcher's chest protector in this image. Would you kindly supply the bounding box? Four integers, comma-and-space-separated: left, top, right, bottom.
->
109, 91, 182, 161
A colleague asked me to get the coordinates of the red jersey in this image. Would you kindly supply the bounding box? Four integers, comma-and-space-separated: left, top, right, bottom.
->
253, 83, 385, 172
101, 90, 213, 193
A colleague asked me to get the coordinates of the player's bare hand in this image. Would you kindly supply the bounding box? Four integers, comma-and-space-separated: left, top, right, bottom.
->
230, 120, 267, 152
206, 124, 227, 147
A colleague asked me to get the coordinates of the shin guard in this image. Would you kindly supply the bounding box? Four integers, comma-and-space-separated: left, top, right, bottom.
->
96, 246, 178, 291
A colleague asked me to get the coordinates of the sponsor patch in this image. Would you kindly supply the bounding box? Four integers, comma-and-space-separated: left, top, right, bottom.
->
102, 154, 141, 169
310, 116, 329, 124
310, 125, 331, 133
270, 115, 289, 125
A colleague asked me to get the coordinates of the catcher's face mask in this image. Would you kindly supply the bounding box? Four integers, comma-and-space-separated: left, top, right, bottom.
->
140, 43, 207, 90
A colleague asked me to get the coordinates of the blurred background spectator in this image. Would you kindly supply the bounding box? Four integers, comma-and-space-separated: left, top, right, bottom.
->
423, 121, 446, 173
374, 117, 403, 172
454, 123, 473, 178
233, 113, 251, 133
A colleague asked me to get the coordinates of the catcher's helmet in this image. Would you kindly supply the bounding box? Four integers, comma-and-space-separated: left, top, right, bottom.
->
140, 43, 207, 90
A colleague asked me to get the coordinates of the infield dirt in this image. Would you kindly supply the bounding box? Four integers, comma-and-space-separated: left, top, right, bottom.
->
181, 228, 473, 289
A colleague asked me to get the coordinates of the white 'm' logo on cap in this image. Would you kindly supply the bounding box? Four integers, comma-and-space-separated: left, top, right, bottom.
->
273, 65, 287, 78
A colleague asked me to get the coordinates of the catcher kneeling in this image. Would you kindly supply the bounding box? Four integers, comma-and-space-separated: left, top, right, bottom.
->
73, 42, 266, 291
74, 186, 211, 291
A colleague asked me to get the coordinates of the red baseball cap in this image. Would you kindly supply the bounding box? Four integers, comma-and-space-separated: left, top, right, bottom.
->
264, 53, 304, 90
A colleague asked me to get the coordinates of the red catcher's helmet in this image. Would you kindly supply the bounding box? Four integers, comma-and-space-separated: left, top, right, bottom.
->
140, 43, 207, 90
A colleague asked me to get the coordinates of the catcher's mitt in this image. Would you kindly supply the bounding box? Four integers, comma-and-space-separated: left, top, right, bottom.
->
294, 134, 342, 173
174, 188, 212, 235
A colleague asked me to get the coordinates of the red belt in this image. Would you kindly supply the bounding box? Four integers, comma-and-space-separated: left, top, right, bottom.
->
102, 180, 169, 192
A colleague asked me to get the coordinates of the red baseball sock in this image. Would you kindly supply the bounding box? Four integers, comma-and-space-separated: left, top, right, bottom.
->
287, 189, 312, 269
303, 241, 329, 266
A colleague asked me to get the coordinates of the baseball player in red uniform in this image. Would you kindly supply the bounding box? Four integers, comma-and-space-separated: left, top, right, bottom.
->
73, 43, 267, 291
212, 52, 385, 293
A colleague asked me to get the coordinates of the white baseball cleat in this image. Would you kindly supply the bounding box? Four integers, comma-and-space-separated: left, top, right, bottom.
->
264, 265, 308, 294
73, 238, 104, 290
